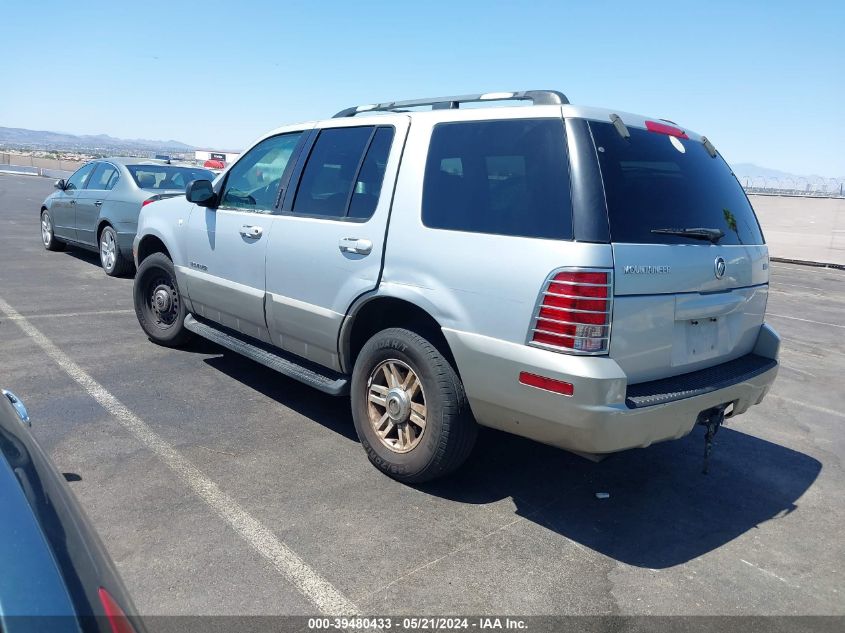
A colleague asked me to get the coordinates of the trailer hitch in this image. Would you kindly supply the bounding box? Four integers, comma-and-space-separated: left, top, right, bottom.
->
697, 405, 727, 475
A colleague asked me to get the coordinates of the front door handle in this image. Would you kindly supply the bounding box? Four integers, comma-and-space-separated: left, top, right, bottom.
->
94, 200, 103, 207
339, 237, 373, 255
69, 200, 77, 205
240, 225, 263, 239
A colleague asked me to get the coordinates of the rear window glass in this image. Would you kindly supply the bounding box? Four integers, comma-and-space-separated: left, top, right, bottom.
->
422, 119, 573, 240
590, 122, 764, 245
127, 165, 214, 190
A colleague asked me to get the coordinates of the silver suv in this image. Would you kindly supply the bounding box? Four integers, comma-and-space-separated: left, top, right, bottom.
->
132, 90, 780, 483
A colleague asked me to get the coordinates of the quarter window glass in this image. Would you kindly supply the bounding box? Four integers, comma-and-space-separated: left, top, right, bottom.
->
348, 127, 395, 219
293, 127, 374, 218
422, 119, 573, 239
89, 163, 119, 190
65, 162, 96, 191
220, 133, 303, 212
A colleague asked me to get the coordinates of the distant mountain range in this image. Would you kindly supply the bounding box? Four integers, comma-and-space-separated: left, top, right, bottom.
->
0, 126, 195, 152
0, 125, 840, 182
730, 162, 842, 184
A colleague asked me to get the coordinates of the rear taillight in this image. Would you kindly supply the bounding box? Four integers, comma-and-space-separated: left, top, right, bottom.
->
141, 197, 158, 207
98, 587, 137, 633
529, 269, 612, 354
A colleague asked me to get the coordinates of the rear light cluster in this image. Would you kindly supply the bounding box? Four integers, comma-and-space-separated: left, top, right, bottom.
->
98, 587, 138, 633
529, 269, 612, 354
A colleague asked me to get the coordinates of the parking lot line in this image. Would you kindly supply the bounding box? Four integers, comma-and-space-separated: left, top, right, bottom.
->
766, 313, 845, 329
5, 309, 135, 320
0, 294, 359, 617
770, 394, 845, 420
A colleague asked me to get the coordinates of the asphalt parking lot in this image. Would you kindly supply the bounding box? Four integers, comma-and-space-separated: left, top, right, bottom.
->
1, 172, 843, 619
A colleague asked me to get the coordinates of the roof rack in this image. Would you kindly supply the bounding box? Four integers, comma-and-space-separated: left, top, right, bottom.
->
332, 90, 569, 118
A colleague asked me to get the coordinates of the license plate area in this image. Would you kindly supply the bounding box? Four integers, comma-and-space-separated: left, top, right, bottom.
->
671, 317, 722, 365
687, 318, 718, 358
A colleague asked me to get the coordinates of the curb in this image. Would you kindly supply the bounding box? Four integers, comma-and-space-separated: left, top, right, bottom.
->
771, 257, 845, 271
0, 168, 40, 176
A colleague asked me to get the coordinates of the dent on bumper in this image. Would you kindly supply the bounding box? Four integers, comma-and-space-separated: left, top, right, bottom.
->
443, 324, 780, 455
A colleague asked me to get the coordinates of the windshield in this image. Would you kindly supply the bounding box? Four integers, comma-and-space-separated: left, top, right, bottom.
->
590, 122, 764, 245
127, 165, 215, 190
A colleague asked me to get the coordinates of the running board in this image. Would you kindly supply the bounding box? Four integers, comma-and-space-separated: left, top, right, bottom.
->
184, 315, 349, 396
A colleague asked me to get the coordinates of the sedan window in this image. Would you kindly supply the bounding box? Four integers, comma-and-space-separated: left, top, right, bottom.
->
64, 162, 97, 191
127, 165, 215, 190
88, 163, 120, 191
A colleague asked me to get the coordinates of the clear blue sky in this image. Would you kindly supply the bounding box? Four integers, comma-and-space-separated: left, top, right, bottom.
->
1, 0, 842, 175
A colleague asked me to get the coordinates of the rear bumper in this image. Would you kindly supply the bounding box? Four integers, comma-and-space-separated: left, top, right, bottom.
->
443, 324, 780, 454
115, 230, 135, 256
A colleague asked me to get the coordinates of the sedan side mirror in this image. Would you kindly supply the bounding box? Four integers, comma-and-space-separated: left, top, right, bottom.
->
54, 179, 66, 190
185, 179, 216, 207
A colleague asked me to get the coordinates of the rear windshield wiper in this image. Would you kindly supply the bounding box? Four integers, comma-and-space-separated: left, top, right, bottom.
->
650, 227, 725, 244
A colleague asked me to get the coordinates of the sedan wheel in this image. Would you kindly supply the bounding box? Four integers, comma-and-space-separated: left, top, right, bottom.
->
100, 230, 116, 272
98, 226, 131, 276
41, 210, 64, 252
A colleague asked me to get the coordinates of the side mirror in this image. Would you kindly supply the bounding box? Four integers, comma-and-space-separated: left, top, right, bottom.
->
54, 179, 66, 190
185, 179, 216, 207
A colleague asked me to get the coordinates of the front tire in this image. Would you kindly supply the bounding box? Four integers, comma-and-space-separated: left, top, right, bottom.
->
133, 252, 192, 347
99, 225, 131, 277
351, 328, 477, 483
41, 210, 65, 251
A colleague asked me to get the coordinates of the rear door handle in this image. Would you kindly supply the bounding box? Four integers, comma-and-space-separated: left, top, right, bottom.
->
338, 237, 372, 255
94, 201, 103, 207
240, 225, 263, 239
69, 200, 76, 205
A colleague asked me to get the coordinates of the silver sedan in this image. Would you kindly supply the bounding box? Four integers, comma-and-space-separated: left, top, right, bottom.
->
39, 158, 214, 276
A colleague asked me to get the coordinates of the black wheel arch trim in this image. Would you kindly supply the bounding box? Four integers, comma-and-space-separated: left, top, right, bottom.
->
337, 291, 449, 374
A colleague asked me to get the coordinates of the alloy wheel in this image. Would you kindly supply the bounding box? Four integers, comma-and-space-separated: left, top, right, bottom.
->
100, 230, 116, 271
366, 359, 427, 453
41, 212, 52, 246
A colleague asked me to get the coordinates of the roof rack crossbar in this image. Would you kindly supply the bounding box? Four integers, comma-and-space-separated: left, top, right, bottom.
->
332, 90, 569, 118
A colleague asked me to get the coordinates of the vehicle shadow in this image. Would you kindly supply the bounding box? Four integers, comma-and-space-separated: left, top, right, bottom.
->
60, 245, 136, 278
195, 343, 820, 569
420, 425, 821, 569
199, 347, 358, 442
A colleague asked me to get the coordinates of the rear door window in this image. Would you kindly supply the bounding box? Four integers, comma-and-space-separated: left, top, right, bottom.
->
422, 119, 572, 240
88, 163, 119, 190
590, 122, 764, 245
347, 127, 395, 219
293, 126, 391, 219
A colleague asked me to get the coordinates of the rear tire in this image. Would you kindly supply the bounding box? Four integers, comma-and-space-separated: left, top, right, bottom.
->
133, 252, 192, 347
41, 209, 65, 251
99, 225, 132, 277
351, 327, 477, 483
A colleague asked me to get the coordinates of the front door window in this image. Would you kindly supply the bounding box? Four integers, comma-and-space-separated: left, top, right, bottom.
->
220, 133, 304, 213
